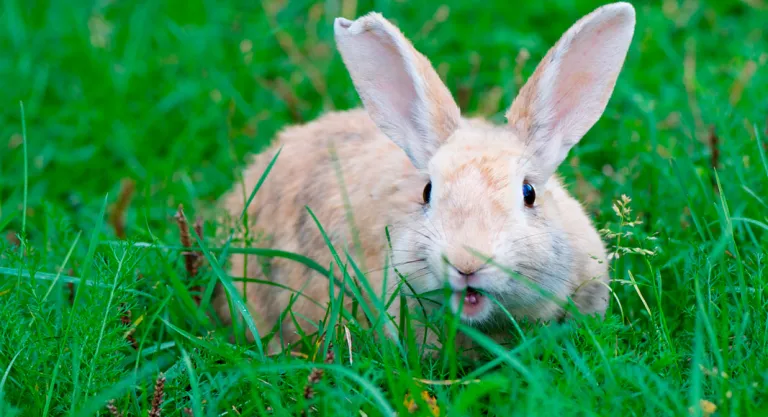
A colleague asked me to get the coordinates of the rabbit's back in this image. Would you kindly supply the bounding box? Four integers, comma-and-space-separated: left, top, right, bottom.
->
214, 109, 424, 345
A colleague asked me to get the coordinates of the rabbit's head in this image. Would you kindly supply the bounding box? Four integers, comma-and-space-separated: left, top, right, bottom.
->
334, 3, 635, 325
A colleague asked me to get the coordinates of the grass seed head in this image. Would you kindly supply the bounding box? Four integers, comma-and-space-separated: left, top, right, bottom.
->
149, 372, 166, 417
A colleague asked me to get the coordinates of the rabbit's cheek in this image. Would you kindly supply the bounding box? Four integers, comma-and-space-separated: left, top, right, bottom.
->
388, 226, 440, 292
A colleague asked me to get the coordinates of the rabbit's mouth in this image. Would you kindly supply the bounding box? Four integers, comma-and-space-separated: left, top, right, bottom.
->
452, 287, 489, 320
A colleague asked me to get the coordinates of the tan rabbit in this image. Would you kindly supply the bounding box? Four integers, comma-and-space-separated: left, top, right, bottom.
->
213, 2, 635, 354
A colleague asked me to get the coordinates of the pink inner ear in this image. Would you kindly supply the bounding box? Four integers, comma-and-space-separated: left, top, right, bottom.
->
335, 13, 460, 168
342, 27, 419, 133
551, 17, 629, 139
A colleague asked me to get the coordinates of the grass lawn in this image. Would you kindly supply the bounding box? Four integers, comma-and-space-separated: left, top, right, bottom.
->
2, 0, 768, 415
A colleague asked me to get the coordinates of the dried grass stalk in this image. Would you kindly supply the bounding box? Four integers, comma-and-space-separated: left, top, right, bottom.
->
109, 179, 135, 239
174, 205, 198, 276
708, 126, 721, 194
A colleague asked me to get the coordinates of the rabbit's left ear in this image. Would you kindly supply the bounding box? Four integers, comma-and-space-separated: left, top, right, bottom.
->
506, 2, 635, 180
334, 13, 461, 170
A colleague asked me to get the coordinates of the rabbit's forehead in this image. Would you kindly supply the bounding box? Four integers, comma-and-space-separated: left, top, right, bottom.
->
430, 134, 524, 187
427, 139, 522, 229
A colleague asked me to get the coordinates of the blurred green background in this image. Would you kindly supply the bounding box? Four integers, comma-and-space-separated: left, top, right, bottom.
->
2, 0, 768, 415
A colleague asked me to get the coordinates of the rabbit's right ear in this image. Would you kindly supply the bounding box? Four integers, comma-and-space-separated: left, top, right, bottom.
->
506, 2, 635, 182
334, 13, 460, 170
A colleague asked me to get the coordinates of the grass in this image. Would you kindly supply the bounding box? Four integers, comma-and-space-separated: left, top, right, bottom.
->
1, 0, 768, 415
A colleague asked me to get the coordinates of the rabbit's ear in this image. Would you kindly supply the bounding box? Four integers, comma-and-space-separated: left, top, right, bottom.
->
506, 2, 635, 180
334, 13, 460, 169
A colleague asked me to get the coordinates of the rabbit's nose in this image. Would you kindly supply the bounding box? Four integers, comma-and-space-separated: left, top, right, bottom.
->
454, 265, 479, 277
442, 250, 492, 279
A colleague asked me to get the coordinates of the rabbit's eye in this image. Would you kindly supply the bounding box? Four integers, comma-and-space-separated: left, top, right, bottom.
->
522, 182, 535, 207
423, 182, 432, 204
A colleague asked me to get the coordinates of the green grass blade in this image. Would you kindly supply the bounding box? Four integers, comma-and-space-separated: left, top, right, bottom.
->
305, 206, 379, 329
67, 194, 109, 332
0, 348, 23, 397
41, 231, 81, 302
192, 231, 264, 358
18, 101, 28, 240
68, 341, 83, 417
128, 243, 334, 282
41, 355, 63, 417
457, 324, 534, 381
754, 124, 768, 180
238, 147, 281, 223
180, 348, 204, 417
83, 247, 129, 399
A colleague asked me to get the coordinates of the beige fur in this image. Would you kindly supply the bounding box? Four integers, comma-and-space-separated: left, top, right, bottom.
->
213, 2, 635, 355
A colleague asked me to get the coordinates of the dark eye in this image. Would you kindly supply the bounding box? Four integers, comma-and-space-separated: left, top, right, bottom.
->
423, 182, 432, 204
522, 182, 535, 207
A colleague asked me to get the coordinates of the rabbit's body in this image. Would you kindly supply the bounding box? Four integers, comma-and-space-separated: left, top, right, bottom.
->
214, 109, 609, 349
213, 2, 635, 354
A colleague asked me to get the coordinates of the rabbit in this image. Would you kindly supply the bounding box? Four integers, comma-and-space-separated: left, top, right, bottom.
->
213, 2, 635, 355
